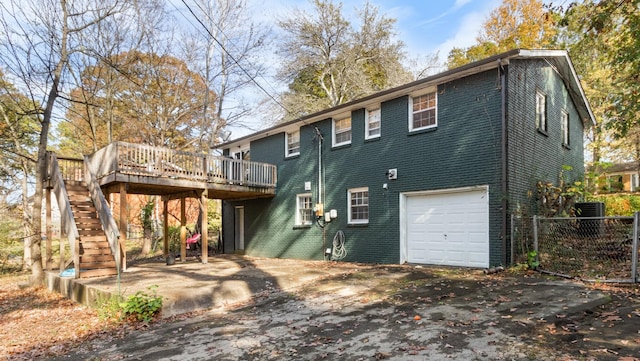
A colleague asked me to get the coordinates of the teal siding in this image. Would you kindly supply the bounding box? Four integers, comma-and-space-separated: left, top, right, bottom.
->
226, 69, 506, 265
506, 59, 586, 216
223, 59, 586, 267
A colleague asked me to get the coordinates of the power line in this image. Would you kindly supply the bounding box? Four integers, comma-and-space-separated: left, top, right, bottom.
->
188, 0, 282, 98
176, 0, 291, 115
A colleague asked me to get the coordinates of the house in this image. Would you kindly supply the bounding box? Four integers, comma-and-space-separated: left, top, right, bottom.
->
218, 49, 595, 268
592, 162, 640, 193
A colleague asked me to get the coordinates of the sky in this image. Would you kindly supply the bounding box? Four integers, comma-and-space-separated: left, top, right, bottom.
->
175, 0, 504, 139
230, 0, 502, 138
253, 0, 501, 64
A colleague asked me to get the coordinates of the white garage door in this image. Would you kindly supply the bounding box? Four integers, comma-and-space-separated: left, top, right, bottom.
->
403, 187, 489, 268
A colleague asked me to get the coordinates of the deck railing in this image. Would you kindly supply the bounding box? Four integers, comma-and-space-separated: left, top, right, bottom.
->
45, 153, 80, 275
88, 142, 277, 188
54, 156, 85, 182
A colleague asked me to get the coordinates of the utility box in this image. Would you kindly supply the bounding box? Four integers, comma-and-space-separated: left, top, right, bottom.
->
575, 202, 605, 217
575, 202, 605, 237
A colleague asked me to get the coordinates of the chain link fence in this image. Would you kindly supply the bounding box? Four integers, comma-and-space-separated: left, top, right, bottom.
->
511, 214, 640, 283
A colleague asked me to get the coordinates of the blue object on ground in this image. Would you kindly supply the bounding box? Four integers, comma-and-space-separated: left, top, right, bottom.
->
60, 268, 75, 277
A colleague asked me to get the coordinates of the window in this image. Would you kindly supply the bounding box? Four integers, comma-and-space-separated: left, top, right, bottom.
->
296, 193, 313, 226
409, 92, 437, 131
536, 91, 547, 132
286, 129, 300, 157
365, 107, 381, 139
561, 110, 569, 146
333, 117, 351, 147
348, 187, 369, 224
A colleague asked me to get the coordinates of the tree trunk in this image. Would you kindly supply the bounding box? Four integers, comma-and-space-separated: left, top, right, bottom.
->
21, 162, 32, 271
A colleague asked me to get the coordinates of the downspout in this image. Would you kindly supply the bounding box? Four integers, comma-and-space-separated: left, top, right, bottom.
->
499, 59, 508, 266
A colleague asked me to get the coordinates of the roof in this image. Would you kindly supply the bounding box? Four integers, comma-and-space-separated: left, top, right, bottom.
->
219, 49, 595, 150
601, 162, 640, 174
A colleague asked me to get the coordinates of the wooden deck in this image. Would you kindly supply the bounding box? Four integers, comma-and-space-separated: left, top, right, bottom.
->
56, 142, 277, 200
43, 142, 278, 277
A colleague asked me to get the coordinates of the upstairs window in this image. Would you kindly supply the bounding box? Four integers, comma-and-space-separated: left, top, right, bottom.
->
365, 107, 381, 139
561, 110, 570, 146
536, 91, 547, 132
348, 187, 369, 224
333, 117, 351, 147
286, 129, 300, 157
409, 92, 437, 131
296, 193, 313, 226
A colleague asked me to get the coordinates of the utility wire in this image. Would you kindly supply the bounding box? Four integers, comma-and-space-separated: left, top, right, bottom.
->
177, 0, 291, 115
188, 0, 282, 99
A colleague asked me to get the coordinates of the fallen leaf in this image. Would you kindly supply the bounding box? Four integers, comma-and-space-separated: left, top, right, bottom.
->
603, 315, 622, 322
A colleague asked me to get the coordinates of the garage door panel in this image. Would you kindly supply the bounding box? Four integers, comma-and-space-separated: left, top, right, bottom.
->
405, 188, 489, 268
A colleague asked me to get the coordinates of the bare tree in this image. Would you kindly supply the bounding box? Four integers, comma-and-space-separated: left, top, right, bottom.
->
179, 0, 269, 147
0, 0, 131, 284
277, 0, 411, 119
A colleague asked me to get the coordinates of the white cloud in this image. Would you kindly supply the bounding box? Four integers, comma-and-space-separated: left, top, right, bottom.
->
434, 11, 485, 57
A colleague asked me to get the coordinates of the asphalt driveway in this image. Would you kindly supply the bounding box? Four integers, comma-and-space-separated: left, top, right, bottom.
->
50, 258, 640, 361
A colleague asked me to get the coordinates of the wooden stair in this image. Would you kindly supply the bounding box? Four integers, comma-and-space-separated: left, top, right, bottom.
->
66, 181, 118, 278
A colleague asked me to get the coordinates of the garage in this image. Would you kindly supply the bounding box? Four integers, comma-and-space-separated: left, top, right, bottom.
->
401, 186, 489, 268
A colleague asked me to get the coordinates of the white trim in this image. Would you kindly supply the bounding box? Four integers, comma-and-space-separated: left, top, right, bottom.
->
219, 49, 595, 150
347, 187, 369, 224
365, 107, 381, 140
332, 116, 352, 147
285, 129, 300, 158
295, 193, 313, 225
408, 91, 438, 132
234, 206, 245, 251
232, 146, 250, 160
399, 185, 489, 265
536, 90, 547, 132
561, 110, 569, 145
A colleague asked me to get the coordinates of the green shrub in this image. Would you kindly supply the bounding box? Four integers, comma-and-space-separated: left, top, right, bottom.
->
120, 285, 163, 322
588, 194, 640, 216
96, 293, 123, 321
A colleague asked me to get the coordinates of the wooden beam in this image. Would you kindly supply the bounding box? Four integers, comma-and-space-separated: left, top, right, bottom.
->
180, 197, 186, 262
119, 183, 128, 272
201, 189, 208, 264
163, 199, 169, 259
45, 188, 52, 271
161, 190, 200, 202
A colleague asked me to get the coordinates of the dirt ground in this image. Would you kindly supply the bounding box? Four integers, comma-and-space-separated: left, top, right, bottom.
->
25, 264, 640, 361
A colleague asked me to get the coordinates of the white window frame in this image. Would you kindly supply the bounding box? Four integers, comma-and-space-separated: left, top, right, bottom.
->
409, 91, 437, 132
561, 110, 569, 146
332, 116, 352, 147
365, 107, 381, 139
285, 129, 300, 157
296, 193, 313, 226
536, 91, 547, 132
348, 187, 369, 224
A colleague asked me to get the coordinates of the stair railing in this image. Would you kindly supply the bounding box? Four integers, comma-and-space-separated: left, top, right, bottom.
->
84, 156, 123, 273
46, 152, 80, 276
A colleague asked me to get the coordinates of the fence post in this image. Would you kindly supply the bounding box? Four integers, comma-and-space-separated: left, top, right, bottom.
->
532, 215, 539, 264
510, 214, 515, 266
632, 212, 639, 283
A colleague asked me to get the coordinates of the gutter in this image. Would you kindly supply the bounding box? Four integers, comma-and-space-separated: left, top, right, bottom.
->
499, 59, 508, 266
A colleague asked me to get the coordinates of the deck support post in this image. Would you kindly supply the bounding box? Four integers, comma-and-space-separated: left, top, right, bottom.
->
45, 188, 52, 271
180, 197, 187, 262
119, 183, 128, 271
163, 200, 169, 259
201, 189, 208, 264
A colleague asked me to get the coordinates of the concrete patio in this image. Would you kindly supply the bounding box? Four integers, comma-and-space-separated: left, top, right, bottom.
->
44, 255, 364, 317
